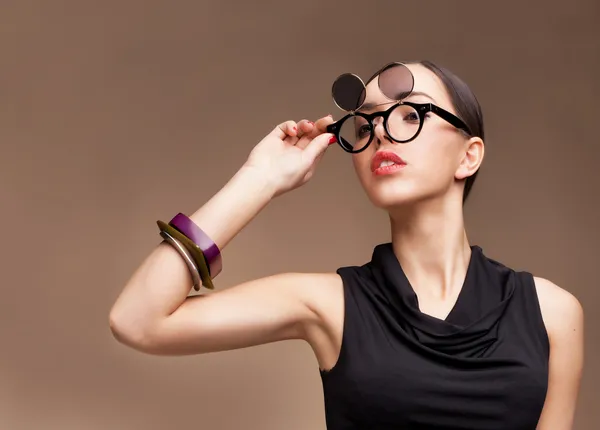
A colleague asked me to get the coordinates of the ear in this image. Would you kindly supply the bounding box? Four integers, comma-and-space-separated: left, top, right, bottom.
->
455, 136, 484, 180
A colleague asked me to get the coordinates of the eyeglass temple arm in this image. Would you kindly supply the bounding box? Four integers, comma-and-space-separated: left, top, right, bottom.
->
430, 105, 472, 135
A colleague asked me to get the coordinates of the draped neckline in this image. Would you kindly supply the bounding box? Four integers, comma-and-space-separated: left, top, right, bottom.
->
368, 243, 516, 356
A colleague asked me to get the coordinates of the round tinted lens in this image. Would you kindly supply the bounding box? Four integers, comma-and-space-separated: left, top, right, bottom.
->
338, 114, 372, 152
332, 73, 366, 112
387, 104, 421, 142
378, 63, 414, 101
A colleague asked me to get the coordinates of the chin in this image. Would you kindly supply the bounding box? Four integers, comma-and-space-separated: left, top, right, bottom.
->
363, 180, 424, 210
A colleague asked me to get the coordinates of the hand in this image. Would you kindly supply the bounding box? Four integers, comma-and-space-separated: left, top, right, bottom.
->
243, 115, 336, 198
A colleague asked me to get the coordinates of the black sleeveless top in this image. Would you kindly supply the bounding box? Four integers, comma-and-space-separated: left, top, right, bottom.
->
320, 243, 549, 430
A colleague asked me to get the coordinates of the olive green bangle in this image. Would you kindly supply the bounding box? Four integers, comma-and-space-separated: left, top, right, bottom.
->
157, 220, 214, 290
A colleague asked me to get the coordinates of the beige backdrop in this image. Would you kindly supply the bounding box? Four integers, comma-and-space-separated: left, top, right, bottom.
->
1, 1, 599, 429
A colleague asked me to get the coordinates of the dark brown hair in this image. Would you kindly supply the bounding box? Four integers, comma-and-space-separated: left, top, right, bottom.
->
412, 60, 485, 203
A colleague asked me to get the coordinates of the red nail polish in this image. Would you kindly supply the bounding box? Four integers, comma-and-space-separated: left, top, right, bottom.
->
328, 136, 337, 145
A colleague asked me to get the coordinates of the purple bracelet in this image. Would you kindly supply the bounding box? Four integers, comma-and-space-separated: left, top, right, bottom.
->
169, 213, 222, 278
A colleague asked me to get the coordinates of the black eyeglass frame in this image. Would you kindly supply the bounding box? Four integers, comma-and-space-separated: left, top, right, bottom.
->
326, 101, 472, 154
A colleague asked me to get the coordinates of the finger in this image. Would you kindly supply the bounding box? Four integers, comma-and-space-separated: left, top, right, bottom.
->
274, 120, 299, 140
303, 115, 334, 141
302, 133, 337, 163
314, 115, 334, 134
313, 147, 328, 165
294, 119, 314, 143
304, 150, 327, 178
298, 119, 314, 134
295, 121, 316, 149
300, 137, 333, 183
295, 134, 311, 149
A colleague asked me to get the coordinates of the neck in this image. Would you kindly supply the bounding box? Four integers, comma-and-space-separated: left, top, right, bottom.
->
389, 196, 472, 301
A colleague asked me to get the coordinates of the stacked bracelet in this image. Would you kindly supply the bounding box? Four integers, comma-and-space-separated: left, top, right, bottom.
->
159, 229, 202, 291
156, 214, 221, 290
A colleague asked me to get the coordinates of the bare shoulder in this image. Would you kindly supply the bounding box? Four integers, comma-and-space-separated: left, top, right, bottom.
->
532, 277, 585, 428
532, 276, 584, 340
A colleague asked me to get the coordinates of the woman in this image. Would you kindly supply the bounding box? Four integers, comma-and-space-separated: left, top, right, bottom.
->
109, 61, 584, 429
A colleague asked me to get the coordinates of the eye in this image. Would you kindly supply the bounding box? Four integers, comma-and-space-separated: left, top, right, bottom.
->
403, 111, 420, 122
357, 124, 372, 138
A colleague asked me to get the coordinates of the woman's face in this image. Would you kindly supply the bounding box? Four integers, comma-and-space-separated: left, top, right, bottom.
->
351, 63, 483, 210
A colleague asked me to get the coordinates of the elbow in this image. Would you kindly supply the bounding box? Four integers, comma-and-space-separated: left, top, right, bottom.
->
108, 308, 162, 355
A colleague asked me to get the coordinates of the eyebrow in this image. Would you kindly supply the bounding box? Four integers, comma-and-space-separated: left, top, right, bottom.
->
405, 91, 437, 103
359, 91, 437, 111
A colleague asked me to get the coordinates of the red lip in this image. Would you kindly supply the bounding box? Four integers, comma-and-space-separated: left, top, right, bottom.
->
370, 150, 407, 173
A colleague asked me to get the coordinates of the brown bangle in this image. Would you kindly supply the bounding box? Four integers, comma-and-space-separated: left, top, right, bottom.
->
159, 230, 201, 292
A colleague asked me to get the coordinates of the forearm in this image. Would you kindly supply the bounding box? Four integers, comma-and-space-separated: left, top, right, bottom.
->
109, 166, 276, 342
188, 165, 276, 251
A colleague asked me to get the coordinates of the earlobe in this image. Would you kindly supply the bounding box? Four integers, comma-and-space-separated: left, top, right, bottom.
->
456, 137, 484, 180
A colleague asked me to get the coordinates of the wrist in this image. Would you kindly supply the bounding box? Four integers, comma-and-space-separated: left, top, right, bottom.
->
186, 165, 276, 251
236, 164, 279, 200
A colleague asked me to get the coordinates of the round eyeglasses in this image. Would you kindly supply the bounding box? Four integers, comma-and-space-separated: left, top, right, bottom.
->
326, 101, 472, 153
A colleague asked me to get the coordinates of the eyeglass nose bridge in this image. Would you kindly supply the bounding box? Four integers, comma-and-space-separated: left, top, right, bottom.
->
366, 110, 392, 142
370, 113, 386, 125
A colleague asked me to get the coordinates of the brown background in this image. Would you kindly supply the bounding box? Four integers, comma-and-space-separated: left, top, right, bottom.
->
1, 1, 599, 429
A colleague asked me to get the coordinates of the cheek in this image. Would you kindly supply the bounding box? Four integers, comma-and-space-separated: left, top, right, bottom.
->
410, 134, 461, 180
413, 143, 448, 175
352, 151, 371, 179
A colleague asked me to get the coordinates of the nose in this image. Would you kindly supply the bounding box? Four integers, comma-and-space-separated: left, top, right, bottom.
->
372, 116, 392, 146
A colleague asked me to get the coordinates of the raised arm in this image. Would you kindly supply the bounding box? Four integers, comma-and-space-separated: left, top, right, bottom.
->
109, 116, 340, 356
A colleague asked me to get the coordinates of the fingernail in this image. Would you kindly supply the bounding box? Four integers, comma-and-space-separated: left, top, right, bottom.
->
293, 126, 297, 132
308, 121, 314, 125
328, 136, 337, 145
